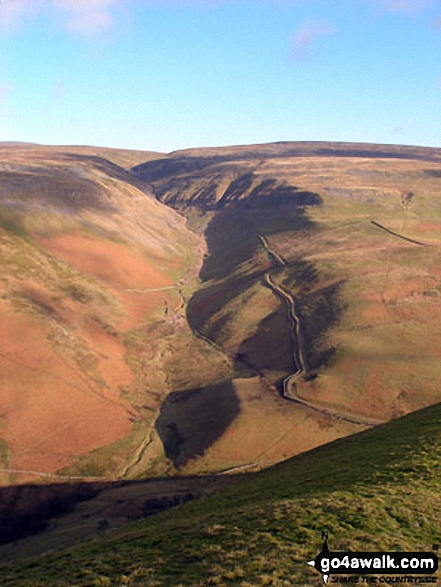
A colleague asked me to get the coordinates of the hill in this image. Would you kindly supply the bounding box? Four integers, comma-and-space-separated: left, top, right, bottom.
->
0, 140, 441, 584
0, 400, 439, 585
0, 144, 218, 484
1, 140, 441, 483
132, 140, 441, 474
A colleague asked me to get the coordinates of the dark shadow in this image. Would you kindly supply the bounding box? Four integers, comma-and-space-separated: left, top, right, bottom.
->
185, 183, 323, 349
155, 380, 240, 469
0, 150, 157, 219
215, 173, 255, 207
197, 182, 322, 282
235, 304, 297, 376
186, 182, 323, 339
133, 156, 219, 182
183, 179, 342, 381
423, 169, 441, 178
0, 473, 236, 554
0, 482, 101, 546
295, 281, 345, 372
187, 275, 260, 339
198, 204, 259, 281
0, 401, 439, 573
0, 168, 117, 213
58, 153, 149, 193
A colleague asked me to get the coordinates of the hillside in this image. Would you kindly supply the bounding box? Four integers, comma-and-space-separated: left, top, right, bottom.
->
0, 144, 226, 484
131, 141, 441, 473
1, 140, 441, 484
0, 140, 440, 584
0, 400, 439, 586
0, 143, 164, 169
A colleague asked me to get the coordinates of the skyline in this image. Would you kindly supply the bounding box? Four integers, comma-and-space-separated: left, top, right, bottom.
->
0, 0, 441, 152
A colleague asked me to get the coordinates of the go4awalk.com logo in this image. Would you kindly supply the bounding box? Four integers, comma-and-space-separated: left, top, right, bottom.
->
307, 533, 439, 585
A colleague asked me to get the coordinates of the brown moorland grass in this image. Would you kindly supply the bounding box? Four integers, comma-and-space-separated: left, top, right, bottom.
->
139, 144, 441, 445
0, 301, 132, 478
0, 145, 202, 481
4, 140, 441, 483
36, 232, 173, 290
181, 377, 359, 475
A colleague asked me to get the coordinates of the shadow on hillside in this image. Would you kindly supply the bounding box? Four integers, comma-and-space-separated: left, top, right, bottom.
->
0, 473, 235, 555
199, 182, 321, 282
0, 149, 155, 215
185, 181, 343, 377
276, 264, 346, 374
186, 182, 323, 336
155, 380, 240, 469
0, 169, 117, 214
0, 481, 102, 547
423, 168, 441, 178
1, 402, 439, 565
295, 280, 345, 372
236, 304, 297, 376
61, 153, 150, 193
235, 273, 344, 380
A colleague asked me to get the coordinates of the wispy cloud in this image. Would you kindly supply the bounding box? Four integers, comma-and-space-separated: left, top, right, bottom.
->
0, 0, 432, 38
52, 0, 120, 35
0, 0, 124, 36
290, 19, 335, 62
370, 0, 433, 16
0, 0, 38, 35
433, 14, 441, 30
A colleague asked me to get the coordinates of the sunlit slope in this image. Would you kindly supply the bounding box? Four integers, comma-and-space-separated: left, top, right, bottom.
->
3, 140, 441, 483
135, 142, 441, 435
1, 402, 439, 586
0, 146, 219, 483
0, 142, 164, 169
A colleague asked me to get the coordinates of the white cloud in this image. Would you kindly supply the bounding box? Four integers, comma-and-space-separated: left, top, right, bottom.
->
369, 0, 433, 16
290, 19, 335, 62
52, 0, 119, 35
0, 0, 123, 35
0, 0, 38, 34
0, 0, 434, 38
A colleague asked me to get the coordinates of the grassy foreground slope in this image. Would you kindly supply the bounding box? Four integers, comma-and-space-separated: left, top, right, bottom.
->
1, 402, 440, 586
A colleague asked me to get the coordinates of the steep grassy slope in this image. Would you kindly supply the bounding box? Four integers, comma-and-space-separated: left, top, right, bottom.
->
0, 401, 439, 586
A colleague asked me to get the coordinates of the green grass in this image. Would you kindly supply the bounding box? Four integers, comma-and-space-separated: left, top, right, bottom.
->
0, 438, 9, 468
0, 207, 28, 238
57, 419, 155, 479
1, 402, 440, 586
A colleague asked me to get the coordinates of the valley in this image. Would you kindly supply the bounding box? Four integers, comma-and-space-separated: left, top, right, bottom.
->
0, 141, 441, 576
2, 141, 441, 479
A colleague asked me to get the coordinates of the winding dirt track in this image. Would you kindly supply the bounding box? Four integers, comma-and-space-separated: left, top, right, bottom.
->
259, 234, 382, 428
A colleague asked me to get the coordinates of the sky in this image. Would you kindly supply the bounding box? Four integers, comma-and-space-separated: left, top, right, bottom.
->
0, 0, 441, 152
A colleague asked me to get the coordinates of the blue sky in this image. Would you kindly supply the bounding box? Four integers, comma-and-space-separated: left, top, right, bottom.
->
0, 0, 441, 152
